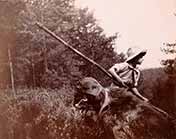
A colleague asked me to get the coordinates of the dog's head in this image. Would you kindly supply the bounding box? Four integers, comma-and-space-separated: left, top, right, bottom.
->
74, 77, 105, 113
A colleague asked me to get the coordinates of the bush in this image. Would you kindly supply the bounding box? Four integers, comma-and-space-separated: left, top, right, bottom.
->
0, 87, 108, 139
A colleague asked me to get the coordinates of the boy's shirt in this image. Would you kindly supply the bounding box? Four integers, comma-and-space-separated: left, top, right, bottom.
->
111, 62, 140, 87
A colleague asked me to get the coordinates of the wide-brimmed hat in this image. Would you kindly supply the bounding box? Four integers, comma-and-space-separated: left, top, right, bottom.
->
125, 47, 147, 62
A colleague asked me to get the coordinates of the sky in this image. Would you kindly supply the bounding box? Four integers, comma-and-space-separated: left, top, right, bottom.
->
75, 0, 176, 69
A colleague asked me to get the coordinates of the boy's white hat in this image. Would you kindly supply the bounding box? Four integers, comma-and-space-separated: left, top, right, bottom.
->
126, 47, 147, 62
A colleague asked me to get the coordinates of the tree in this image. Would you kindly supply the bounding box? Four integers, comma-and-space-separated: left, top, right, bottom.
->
161, 42, 176, 76
0, 0, 25, 88
5, 0, 120, 89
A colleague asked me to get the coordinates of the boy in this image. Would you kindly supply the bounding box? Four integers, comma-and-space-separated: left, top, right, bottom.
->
108, 47, 149, 102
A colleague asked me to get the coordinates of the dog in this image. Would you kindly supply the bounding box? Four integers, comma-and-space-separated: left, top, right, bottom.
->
74, 77, 112, 115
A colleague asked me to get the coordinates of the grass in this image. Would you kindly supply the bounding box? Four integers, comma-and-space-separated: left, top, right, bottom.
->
0, 87, 105, 139
0, 86, 175, 139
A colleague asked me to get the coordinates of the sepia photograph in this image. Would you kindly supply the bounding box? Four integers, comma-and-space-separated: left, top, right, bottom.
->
0, 0, 176, 138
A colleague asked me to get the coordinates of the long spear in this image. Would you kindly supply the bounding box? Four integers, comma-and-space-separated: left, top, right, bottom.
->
35, 22, 174, 120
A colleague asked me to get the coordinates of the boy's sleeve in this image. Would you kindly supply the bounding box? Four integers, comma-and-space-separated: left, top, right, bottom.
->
111, 63, 127, 73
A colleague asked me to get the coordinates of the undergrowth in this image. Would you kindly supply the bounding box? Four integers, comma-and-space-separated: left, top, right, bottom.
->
0, 87, 104, 139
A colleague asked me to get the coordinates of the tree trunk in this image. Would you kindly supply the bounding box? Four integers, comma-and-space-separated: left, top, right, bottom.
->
8, 48, 15, 96
31, 56, 36, 89
41, 0, 48, 73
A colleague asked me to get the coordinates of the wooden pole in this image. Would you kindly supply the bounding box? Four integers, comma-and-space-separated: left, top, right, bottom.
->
8, 48, 15, 96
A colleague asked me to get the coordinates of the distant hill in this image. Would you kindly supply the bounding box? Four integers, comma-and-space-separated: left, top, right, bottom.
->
139, 67, 176, 116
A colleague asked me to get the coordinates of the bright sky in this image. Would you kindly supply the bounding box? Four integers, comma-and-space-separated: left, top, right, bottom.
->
75, 0, 176, 69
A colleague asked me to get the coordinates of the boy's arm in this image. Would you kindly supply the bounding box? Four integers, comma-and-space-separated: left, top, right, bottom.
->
108, 66, 127, 87
130, 88, 149, 102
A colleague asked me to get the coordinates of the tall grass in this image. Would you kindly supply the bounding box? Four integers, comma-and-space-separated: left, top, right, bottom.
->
0, 85, 176, 139
0, 87, 105, 139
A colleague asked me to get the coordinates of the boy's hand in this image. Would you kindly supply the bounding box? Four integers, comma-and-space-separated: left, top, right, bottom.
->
121, 81, 128, 88
124, 80, 133, 87
143, 98, 149, 102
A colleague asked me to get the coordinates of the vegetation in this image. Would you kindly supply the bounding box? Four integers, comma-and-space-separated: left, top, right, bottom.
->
0, 0, 119, 89
0, 0, 176, 139
0, 89, 106, 139
0, 72, 176, 139
161, 42, 176, 76
139, 68, 176, 116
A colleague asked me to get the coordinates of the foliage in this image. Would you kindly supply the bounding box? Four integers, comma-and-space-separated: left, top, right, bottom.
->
0, 0, 120, 89
0, 0, 26, 88
1, 1, 176, 139
161, 42, 176, 76
0, 80, 176, 139
0, 88, 107, 139
139, 67, 176, 116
